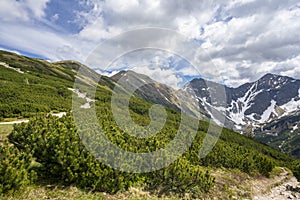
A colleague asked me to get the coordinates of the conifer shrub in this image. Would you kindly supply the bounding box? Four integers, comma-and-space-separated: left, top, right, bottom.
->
8, 114, 216, 195
8, 114, 138, 193
0, 143, 36, 195
292, 160, 300, 181
146, 158, 214, 198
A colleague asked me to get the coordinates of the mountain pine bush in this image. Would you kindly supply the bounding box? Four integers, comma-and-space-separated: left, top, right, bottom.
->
8, 114, 216, 195
8, 114, 138, 193
0, 143, 36, 195
146, 157, 214, 198
292, 160, 300, 181
6, 112, 296, 196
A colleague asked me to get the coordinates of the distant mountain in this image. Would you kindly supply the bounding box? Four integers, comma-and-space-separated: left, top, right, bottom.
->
185, 73, 300, 129
111, 70, 209, 119
111, 70, 181, 111
184, 73, 300, 157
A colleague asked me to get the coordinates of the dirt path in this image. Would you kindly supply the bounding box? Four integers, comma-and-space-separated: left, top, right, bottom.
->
68, 88, 95, 109
253, 168, 300, 199
0, 119, 29, 125
0, 112, 67, 125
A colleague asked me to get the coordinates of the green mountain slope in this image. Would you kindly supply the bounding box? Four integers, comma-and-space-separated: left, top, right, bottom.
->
0, 50, 73, 118
0, 50, 116, 119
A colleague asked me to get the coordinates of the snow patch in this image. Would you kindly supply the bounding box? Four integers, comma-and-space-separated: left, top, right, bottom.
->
0, 119, 29, 125
291, 124, 298, 133
68, 88, 95, 109
199, 97, 224, 126
235, 125, 242, 130
259, 100, 276, 123
280, 88, 300, 115
51, 112, 67, 118
227, 82, 262, 125
293, 124, 298, 131
0, 62, 24, 74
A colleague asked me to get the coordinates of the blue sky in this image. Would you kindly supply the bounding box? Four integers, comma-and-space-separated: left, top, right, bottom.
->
0, 0, 299, 88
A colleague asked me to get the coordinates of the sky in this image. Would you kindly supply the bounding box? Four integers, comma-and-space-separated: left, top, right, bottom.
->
0, 0, 299, 88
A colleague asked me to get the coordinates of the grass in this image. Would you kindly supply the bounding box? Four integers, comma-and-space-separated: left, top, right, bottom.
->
0, 124, 13, 134
204, 168, 253, 200
1, 166, 292, 200
0, 124, 13, 143
3, 185, 181, 200
3, 185, 105, 200
269, 167, 283, 178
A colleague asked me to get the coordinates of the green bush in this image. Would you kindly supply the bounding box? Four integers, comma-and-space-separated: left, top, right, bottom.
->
7, 114, 216, 195
146, 158, 214, 198
8, 115, 138, 193
0, 143, 36, 195
187, 137, 275, 176
292, 160, 300, 181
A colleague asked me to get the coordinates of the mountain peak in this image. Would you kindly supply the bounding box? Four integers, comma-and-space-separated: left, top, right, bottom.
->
259, 73, 292, 81
261, 73, 278, 78
256, 73, 294, 90
111, 70, 153, 83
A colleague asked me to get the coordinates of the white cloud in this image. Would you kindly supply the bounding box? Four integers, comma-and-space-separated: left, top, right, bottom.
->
51, 13, 59, 22
0, 0, 50, 21
78, 17, 123, 41
0, 21, 84, 61
133, 65, 183, 89
106, 0, 139, 13
26, 0, 50, 18
176, 16, 203, 40
0, 1, 30, 21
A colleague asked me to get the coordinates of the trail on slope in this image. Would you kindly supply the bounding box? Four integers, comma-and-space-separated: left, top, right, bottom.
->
0, 119, 29, 125
253, 168, 300, 200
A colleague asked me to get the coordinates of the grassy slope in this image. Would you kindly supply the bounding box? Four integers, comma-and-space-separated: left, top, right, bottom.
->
0, 50, 117, 120
0, 124, 13, 143
0, 51, 74, 119
0, 124, 13, 135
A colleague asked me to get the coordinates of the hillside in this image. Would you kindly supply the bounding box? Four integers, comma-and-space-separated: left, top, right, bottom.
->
0, 50, 115, 120
0, 51, 72, 119
0, 50, 300, 199
111, 70, 209, 119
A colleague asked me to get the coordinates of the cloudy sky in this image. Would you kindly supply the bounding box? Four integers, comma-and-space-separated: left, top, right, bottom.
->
0, 0, 299, 88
